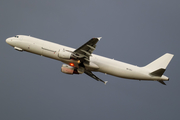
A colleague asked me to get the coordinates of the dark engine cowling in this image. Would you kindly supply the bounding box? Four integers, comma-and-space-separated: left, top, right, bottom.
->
61, 64, 84, 74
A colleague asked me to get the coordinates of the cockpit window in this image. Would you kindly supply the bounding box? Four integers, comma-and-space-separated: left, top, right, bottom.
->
15, 35, 19, 38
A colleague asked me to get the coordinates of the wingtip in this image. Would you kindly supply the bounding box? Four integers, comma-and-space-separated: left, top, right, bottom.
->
104, 81, 108, 85
97, 37, 102, 41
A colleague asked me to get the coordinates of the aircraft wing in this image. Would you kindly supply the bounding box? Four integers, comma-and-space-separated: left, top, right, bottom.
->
85, 70, 108, 84
72, 37, 102, 62
71, 37, 108, 84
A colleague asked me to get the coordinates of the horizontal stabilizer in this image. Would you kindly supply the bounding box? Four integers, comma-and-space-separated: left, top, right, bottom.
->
150, 68, 166, 77
158, 81, 166, 85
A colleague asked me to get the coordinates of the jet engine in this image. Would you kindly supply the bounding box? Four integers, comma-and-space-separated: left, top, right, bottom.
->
58, 49, 72, 59
61, 64, 84, 74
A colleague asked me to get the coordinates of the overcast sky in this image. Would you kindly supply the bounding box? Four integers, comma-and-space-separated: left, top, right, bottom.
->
1, 0, 180, 120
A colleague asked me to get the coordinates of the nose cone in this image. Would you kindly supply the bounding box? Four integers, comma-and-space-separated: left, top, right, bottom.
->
6, 38, 14, 47
6, 38, 11, 44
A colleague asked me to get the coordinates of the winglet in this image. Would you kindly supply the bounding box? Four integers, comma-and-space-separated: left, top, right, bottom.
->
97, 37, 102, 41
104, 81, 108, 85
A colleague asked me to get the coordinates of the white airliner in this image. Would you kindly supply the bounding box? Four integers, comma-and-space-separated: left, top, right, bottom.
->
6, 35, 174, 85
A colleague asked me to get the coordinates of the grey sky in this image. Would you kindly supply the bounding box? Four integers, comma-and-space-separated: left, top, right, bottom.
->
1, 0, 180, 120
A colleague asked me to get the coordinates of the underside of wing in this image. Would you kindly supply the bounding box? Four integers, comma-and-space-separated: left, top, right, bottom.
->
85, 70, 108, 84
70, 37, 107, 84
71, 37, 101, 62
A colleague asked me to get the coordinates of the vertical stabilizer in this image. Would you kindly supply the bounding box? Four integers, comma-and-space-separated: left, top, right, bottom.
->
144, 53, 174, 72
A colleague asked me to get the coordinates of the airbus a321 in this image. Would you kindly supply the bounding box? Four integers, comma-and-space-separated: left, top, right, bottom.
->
6, 35, 174, 85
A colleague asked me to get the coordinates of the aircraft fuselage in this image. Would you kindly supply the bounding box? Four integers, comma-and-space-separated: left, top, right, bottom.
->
6, 35, 172, 84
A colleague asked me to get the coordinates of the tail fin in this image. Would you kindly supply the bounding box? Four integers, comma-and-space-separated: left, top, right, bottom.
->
144, 53, 174, 72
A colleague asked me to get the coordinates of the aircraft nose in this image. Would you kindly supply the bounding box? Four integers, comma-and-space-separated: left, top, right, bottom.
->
6, 38, 11, 44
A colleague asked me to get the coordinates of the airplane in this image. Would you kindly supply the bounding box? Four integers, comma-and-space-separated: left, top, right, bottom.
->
6, 35, 174, 85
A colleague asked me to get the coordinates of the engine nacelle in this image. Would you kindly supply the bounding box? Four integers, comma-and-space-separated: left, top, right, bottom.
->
61, 64, 84, 74
58, 49, 72, 59
61, 64, 76, 74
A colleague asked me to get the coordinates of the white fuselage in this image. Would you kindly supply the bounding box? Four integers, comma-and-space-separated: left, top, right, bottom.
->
6, 35, 169, 81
